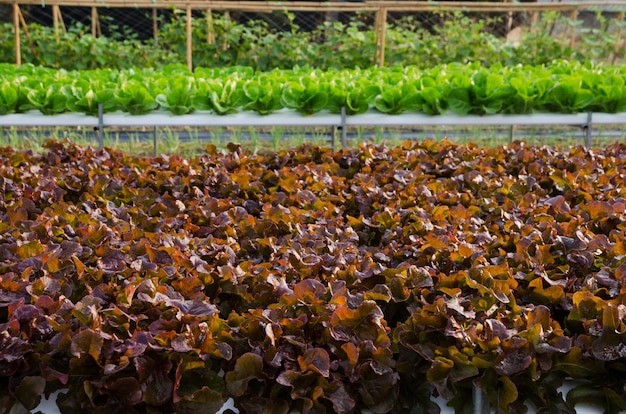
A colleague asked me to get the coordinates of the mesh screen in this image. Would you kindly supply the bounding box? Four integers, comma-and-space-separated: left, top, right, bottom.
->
1, 3, 625, 67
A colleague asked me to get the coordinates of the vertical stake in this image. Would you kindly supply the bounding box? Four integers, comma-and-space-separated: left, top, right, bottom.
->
17, 7, 35, 56
331, 127, 337, 152
221, 11, 231, 51
509, 125, 515, 143
97, 104, 104, 150
206, 9, 215, 44
91, 7, 98, 37
186, 5, 193, 71
506, 0, 514, 34
52, 5, 66, 43
611, 12, 624, 64
341, 106, 347, 149
53, 5, 59, 43
13, 3, 20, 66
374, 7, 388, 67
530, 11, 538, 34
569, 9, 578, 48
153, 8, 159, 47
585, 112, 592, 148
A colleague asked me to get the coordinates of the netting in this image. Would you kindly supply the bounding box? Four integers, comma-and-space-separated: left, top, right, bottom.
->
1, 3, 625, 69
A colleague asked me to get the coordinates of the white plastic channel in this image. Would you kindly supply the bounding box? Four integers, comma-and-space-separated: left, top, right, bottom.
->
101, 109, 343, 128
2, 110, 626, 128
0, 111, 99, 127
342, 112, 593, 127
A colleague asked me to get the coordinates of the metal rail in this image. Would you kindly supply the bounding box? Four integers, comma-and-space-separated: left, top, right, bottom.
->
1, 108, 625, 152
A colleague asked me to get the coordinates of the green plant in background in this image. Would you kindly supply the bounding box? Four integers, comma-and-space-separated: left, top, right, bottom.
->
1, 9, 626, 71
270, 125, 284, 151
576, 10, 626, 64
163, 127, 180, 153
512, 13, 577, 66
248, 126, 260, 154
290, 129, 306, 148
373, 125, 384, 144
311, 19, 377, 69
210, 128, 222, 147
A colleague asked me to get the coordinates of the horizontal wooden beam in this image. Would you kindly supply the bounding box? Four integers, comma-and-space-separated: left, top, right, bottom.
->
3, 0, 625, 12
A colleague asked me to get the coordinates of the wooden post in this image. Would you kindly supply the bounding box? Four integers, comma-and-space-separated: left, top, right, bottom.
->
52, 5, 66, 43
615, 12, 625, 64
530, 11, 538, 34
91, 7, 99, 37
374, 7, 388, 67
58, 6, 66, 32
206, 9, 214, 44
153, 8, 158, 46
13, 3, 20, 66
186, 5, 193, 71
17, 7, 37, 60
506, 0, 513, 33
221, 11, 230, 50
53, 6, 59, 43
569, 9, 578, 48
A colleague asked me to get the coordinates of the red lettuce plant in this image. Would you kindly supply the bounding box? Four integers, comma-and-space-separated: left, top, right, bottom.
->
1, 140, 625, 413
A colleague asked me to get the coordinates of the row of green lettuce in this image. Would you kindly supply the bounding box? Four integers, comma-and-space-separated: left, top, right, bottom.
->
1, 61, 626, 117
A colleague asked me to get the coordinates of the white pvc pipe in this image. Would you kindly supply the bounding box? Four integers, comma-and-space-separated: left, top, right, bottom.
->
102, 109, 342, 127
343, 111, 592, 126
1, 110, 625, 128
0, 111, 99, 127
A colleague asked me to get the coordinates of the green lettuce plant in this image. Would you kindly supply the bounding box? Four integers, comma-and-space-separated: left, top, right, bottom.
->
0, 79, 18, 115
1, 61, 625, 117
114, 79, 158, 115
155, 76, 198, 115
281, 78, 329, 115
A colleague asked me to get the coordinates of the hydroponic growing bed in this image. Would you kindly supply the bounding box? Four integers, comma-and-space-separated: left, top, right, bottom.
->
3, 109, 626, 152
2, 61, 625, 149
1, 61, 626, 118
1, 140, 626, 414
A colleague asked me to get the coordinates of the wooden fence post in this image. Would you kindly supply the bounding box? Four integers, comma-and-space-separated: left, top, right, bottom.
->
186, 5, 193, 71
206, 9, 214, 44
613, 12, 625, 64
221, 11, 230, 50
91, 7, 100, 37
52, 5, 66, 43
17, 6, 37, 60
13, 2, 20, 66
374, 6, 388, 68
569, 9, 578, 48
530, 11, 538, 34
153, 8, 158, 46
53, 5, 58, 43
